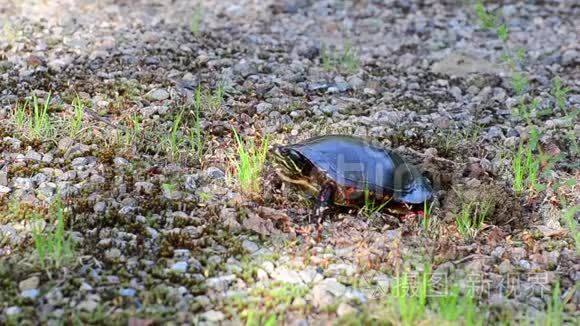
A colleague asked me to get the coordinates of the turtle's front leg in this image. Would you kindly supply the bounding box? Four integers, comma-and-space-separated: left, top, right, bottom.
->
311, 182, 336, 224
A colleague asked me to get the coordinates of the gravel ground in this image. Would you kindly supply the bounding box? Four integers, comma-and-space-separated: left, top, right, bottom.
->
0, 0, 579, 325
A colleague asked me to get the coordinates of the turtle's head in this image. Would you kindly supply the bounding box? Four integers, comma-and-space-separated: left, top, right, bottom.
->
270, 146, 308, 180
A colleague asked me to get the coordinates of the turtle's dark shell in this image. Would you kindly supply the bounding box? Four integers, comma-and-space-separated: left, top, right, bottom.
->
280, 135, 432, 205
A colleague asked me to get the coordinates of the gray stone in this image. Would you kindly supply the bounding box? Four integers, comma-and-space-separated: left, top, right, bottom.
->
374, 110, 404, 126
347, 75, 364, 90
204, 167, 225, 180
94, 202, 106, 213
58, 183, 80, 197
327, 263, 356, 277
194, 295, 211, 307
257, 269, 269, 280
207, 255, 222, 265
299, 267, 323, 284
19, 276, 39, 291
0, 225, 19, 245
174, 249, 191, 260
319, 105, 337, 116
312, 278, 346, 308
561, 49, 579, 66
271, 267, 304, 284
569, 95, 580, 105
292, 297, 307, 307
171, 261, 188, 273
30, 173, 48, 186
77, 299, 98, 312
80, 282, 93, 291
344, 289, 367, 303
105, 248, 121, 261
498, 260, 513, 274
58, 137, 74, 152
184, 175, 198, 192
146, 88, 170, 101
0, 171, 8, 186
492, 246, 506, 259
113, 157, 129, 167
337, 302, 356, 317
13, 178, 33, 190
518, 260, 531, 270
314, 278, 346, 297
261, 261, 275, 274
242, 239, 259, 253
431, 52, 501, 77
21, 289, 40, 299
162, 186, 182, 200
135, 181, 155, 195
510, 247, 527, 260
485, 126, 504, 140
25, 150, 42, 161
5, 306, 21, 316
256, 102, 273, 114
233, 60, 257, 78
201, 310, 225, 322
206, 274, 236, 290
119, 288, 136, 297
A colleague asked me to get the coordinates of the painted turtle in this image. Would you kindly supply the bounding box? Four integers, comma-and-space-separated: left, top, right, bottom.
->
271, 135, 433, 221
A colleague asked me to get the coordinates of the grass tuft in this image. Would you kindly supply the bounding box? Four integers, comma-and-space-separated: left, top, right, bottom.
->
359, 184, 392, 217
232, 130, 269, 195
390, 264, 431, 326
31, 196, 75, 270
69, 95, 85, 138
189, 86, 205, 163
190, 4, 203, 35
31, 92, 53, 140
321, 42, 360, 74
454, 199, 491, 240
542, 282, 564, 326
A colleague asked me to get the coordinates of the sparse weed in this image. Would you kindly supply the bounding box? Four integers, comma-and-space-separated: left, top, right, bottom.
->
2, 22, 21, 43
434, 286, 481, 325
31, 93, 54, 140
162, 183, 178, 199
231, 130, 269, 195
512, 127, 547, 194
475, 1, 533, 122
190, 4, 203, 35
11, 100, 28, 131
420, 200, 436, 233
436, 285, 462, 321
125, 113, 142, 146
562, 206, 580, 253
189, 86, 205, 163
542, 282, 564, 326
359, 185, 392, 217
164, 111, 185, 160
321, 42, 360, 73
31, 196, 75, 270
551, 78, 572, 117
390, 264, 431, 326
454, 198, 490, 240
69, 95, 85, 138
209, 81, 226, 115
10, 94, 56, 141
226, 282, 308, 326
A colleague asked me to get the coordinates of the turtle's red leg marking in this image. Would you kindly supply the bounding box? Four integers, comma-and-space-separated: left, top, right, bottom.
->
344, 187, 356, 206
